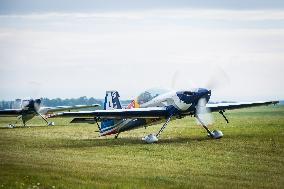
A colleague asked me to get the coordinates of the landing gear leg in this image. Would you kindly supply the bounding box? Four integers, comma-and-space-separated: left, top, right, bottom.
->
8, 116, 21, 128
36, 112, 55, 126
95, 118, 101, 133
23, 120, 26, 127
14, 116, 21, 126
114, 132, 120, 139
196, 115, 223, 139
156, 115, 173, 138
38, 113, 48, 125
142, 115, 173, 143
219, 110, 229, 123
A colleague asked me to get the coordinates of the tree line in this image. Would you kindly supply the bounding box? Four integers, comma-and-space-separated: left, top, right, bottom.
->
0, 96, 132, 110
41, 96, 103, 107
0, 96, 103, 109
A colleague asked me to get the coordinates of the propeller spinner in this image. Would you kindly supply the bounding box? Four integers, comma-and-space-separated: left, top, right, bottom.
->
195, 91, 223, 139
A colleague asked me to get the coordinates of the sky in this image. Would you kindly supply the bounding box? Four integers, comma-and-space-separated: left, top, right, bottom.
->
0, 0, 284, 101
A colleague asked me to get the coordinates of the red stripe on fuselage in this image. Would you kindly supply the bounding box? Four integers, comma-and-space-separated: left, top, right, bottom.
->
100, 128, 118, 136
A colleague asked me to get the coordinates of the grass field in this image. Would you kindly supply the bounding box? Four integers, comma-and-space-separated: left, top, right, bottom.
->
0, 105, 284, 189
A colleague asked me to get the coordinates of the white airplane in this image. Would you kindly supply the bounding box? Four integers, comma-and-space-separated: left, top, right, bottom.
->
0, 99, 100, 127
53, 89, 278, 143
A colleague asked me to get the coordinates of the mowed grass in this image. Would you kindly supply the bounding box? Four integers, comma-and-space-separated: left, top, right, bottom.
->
0, 106, 284, 189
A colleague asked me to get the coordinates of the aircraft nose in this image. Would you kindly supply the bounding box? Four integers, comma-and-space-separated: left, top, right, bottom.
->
198, 88, 210, 95
35, 99, 41, 105
34, 99, 41, 111
29, 99, 35, 105
198, 88, 211, 101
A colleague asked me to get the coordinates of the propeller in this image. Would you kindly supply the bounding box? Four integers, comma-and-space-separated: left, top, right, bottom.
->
170, 70, 198, 91
205, 66, 230, 91
196, 97, 213, 126
170, 70, 179, 90
28, 81, 42, 99
169, 65, 228, 139
170, 65, 230, 91
33, 99, 54, 126
195, 95, 224, 139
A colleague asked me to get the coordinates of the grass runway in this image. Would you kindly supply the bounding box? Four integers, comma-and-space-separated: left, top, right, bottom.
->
0, 106, 284, 189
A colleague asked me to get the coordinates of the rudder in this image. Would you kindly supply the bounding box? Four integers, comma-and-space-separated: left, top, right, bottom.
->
104, 91, 122, 110
100, 91, 122, 135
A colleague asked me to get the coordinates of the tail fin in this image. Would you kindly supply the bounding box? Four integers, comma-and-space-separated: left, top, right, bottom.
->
104, 91, 122, 110
101, 91, 122, 135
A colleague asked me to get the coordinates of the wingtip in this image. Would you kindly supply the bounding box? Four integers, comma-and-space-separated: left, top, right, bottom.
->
272, 101, 279, 105
48, 112, 63, 118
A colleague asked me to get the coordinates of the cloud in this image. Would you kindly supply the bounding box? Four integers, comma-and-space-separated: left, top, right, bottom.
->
0, 9, 284, 100
1, 9, 284, 21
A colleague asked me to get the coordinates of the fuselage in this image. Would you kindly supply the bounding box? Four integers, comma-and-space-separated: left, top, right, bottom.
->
100, 88, 211, 136
18, 99, 41, 124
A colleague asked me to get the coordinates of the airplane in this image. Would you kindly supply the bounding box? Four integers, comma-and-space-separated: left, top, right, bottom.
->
0, 98, 100, 128
52, 89, 279, 143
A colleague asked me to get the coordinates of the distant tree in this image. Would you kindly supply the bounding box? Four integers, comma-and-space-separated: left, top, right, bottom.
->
0, 96, 109, 109
40, 97, 103, 107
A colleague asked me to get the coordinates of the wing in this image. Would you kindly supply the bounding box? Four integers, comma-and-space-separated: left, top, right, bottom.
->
53, 107, 169, 119
42, 104, 100, 114
0, 109, 23, 117
207, 101, 279, 112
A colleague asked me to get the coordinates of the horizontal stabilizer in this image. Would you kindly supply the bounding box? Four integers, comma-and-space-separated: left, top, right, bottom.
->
70, 118, 96, 124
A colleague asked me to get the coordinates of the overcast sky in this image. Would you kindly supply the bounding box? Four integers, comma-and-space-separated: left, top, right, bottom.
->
0, 0, 284, 101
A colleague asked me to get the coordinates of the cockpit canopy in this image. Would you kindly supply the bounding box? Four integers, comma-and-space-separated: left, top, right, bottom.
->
135, 88, 209, 105
21, 100, 30, 108
183, 91, 195, 96
137, 88, 170, 105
